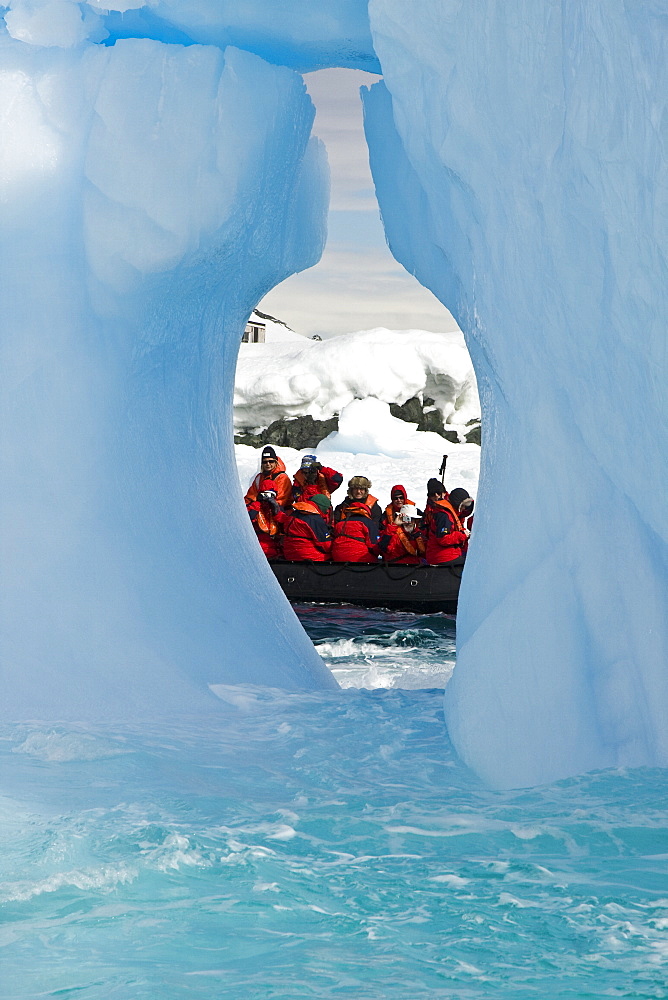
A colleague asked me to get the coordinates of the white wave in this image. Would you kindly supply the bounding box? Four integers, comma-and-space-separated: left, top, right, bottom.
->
12, 730, 128, 762
316, 638, 400, 660
142, 832, 211, 872
0, 864, 137, 903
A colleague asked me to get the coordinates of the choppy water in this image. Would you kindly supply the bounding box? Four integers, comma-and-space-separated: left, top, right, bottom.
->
2, 606, 668, 999
295, 603, 457, 689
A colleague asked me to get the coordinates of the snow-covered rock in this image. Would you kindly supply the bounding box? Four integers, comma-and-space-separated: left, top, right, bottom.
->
235, 325, 479, 431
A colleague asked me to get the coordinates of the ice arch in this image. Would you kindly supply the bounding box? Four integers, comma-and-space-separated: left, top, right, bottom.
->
364, 0, 668, 787
1, 2, 666, 788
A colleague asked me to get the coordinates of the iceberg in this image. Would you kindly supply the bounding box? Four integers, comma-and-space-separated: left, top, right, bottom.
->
2, 0, 666, 788
364, 0, 668, 786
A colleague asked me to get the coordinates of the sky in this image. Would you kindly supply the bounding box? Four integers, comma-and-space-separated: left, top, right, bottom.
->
258, 69, 460, 339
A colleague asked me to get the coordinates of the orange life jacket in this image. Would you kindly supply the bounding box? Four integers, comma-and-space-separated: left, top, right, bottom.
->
424, 496, 463, 533
341, 494, 378, 517
383, 495, 415, 524
245, 457, 292, 508
394, 526, 425, 558
255, 507, 278, 535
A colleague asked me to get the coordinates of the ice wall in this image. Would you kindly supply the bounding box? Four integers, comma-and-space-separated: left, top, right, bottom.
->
365, 0, 668, 786
0, 32, 338, 719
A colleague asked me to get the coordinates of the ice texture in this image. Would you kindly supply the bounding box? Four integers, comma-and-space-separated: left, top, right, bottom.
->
121, 1, 379, 73
365, 0, 668, 786
0, 35, 336, 719
4, 0, 379, 72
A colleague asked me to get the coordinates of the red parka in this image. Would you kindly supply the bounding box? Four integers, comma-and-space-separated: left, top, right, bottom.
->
379, 485, 414, 531
245, 457, 292, 509
378, 524, 426, 564
331, 504, 379, 563
292, 466, 343, 503
423, 497, 468, 564
247, 500, 281, 559
277, 501, 332, 562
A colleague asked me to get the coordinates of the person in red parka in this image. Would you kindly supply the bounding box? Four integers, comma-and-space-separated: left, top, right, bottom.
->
447, 488, 472, 552
245, 446, 292, 509
277, 494, 332, 562
334, 476, 382, 525
422, 478, 468, 564
379, 484, 414, 532
378, 503, 426, 564
291, 454, 343, 504
331, 502, 379, 563
247, 479, 282, 559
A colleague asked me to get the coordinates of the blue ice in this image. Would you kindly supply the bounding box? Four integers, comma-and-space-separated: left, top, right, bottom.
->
364, 0, 668, 786
1, 1, 666, 790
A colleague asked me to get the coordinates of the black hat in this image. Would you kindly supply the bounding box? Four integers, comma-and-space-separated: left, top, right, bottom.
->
448, 487, 470, 509
261, 446, 277, 460
427, 478, 445, 496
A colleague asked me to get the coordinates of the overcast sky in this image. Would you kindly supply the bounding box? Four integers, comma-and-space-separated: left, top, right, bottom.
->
258, 69, 459, 339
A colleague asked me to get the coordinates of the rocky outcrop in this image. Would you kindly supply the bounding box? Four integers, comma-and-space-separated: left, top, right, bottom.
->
235, 414, 339, 450
464, 420, 481, 445
390, 396, 481, 445
235, 400, 482, 450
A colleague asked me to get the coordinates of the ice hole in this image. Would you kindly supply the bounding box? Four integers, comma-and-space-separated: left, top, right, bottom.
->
234, 68, 482, 516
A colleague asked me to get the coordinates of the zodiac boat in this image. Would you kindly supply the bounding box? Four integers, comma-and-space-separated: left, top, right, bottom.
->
269, 558, 464, 614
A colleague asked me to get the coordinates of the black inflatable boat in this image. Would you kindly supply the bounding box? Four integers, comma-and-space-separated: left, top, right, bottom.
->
269, 558, 464, 613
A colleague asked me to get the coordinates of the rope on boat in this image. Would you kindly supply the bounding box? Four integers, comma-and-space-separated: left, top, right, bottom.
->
275, 559, 465, 581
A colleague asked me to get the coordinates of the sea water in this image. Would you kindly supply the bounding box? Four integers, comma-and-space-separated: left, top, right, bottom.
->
2, 606, 667, 998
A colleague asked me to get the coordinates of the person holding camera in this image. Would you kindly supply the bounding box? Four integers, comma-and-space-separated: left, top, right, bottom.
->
291, 454, 343, 505
379, 484, 415, 532
244, 446, 292, 509
247, 479, 282, 560
378, 503, 426, 564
